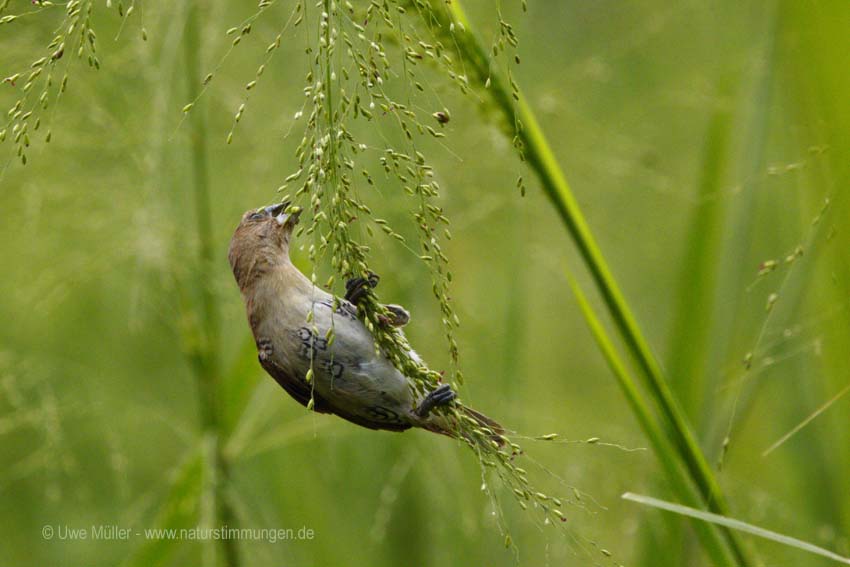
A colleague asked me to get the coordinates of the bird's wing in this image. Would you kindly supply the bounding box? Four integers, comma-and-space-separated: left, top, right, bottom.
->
259, 352, 411, 432
258, 353, 327, 411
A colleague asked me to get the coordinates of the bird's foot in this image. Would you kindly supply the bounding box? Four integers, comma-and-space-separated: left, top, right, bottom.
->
415, 383, 456, 418
257, 337, 274, 362
344, 271, 380, 304
379, 304, 410, 327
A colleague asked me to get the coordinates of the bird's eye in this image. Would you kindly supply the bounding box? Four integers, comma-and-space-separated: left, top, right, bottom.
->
249, 212, 266, 221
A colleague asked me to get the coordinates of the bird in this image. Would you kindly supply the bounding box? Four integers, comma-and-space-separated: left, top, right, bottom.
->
227, 202, 502, 440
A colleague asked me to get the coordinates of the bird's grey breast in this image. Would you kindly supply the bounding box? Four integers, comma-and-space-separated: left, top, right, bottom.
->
248, 265, 419, 428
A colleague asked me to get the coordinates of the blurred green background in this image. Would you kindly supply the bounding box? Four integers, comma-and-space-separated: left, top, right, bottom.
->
1, 1, 848, 566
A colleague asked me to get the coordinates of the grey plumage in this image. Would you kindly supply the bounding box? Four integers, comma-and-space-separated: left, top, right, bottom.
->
228, 204, 500, 437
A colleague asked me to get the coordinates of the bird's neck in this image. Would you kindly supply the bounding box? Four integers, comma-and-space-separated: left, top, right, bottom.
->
243, 258, 318, 332
234, 247, 288, 292
240, 255, 310, 298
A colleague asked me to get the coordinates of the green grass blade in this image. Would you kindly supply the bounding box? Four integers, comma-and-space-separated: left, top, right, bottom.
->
666, 97, 733, 418
709, 5, 779, 473
623, 492, 850, 565
638, 87, 734, 567
566, 269, 736, 566
641, 77, 732, 565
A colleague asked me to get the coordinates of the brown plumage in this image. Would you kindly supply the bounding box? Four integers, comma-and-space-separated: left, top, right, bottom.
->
228, 203, 502, 439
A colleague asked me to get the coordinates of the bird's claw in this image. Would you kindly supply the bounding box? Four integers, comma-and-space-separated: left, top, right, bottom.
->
379, 304, 410, 327
415, 383, 456, 418
344, 271, 380, 304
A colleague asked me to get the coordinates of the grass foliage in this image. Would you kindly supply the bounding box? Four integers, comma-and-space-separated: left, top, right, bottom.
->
0, 1, 848, 566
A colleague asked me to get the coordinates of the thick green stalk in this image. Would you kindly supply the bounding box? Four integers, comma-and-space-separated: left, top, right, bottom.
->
423, 2, 754, 564
183, 4, 239, 567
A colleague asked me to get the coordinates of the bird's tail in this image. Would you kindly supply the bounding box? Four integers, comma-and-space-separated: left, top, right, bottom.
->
424, 405, 506, 447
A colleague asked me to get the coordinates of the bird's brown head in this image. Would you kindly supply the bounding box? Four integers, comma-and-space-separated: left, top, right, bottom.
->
228, 202, 302, 290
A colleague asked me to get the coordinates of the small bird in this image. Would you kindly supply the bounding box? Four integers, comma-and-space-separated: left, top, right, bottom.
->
228, 203, 501, 439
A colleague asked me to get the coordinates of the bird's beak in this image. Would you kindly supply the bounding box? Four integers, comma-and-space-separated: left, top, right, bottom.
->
264, 203, 286, 216
264, 201, 301, 227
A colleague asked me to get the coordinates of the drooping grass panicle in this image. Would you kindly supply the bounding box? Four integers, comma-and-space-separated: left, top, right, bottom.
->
1, 0, 101, 170
238, 0, 596, 550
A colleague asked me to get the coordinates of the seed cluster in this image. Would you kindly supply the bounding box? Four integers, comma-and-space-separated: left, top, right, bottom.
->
259, 0, 590, 544
0, 0, 99, 166
270, 0, 468, 397
416, 1, 528, 196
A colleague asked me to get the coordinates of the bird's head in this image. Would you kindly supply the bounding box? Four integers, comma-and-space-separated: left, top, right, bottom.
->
228, 202, 302, 290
